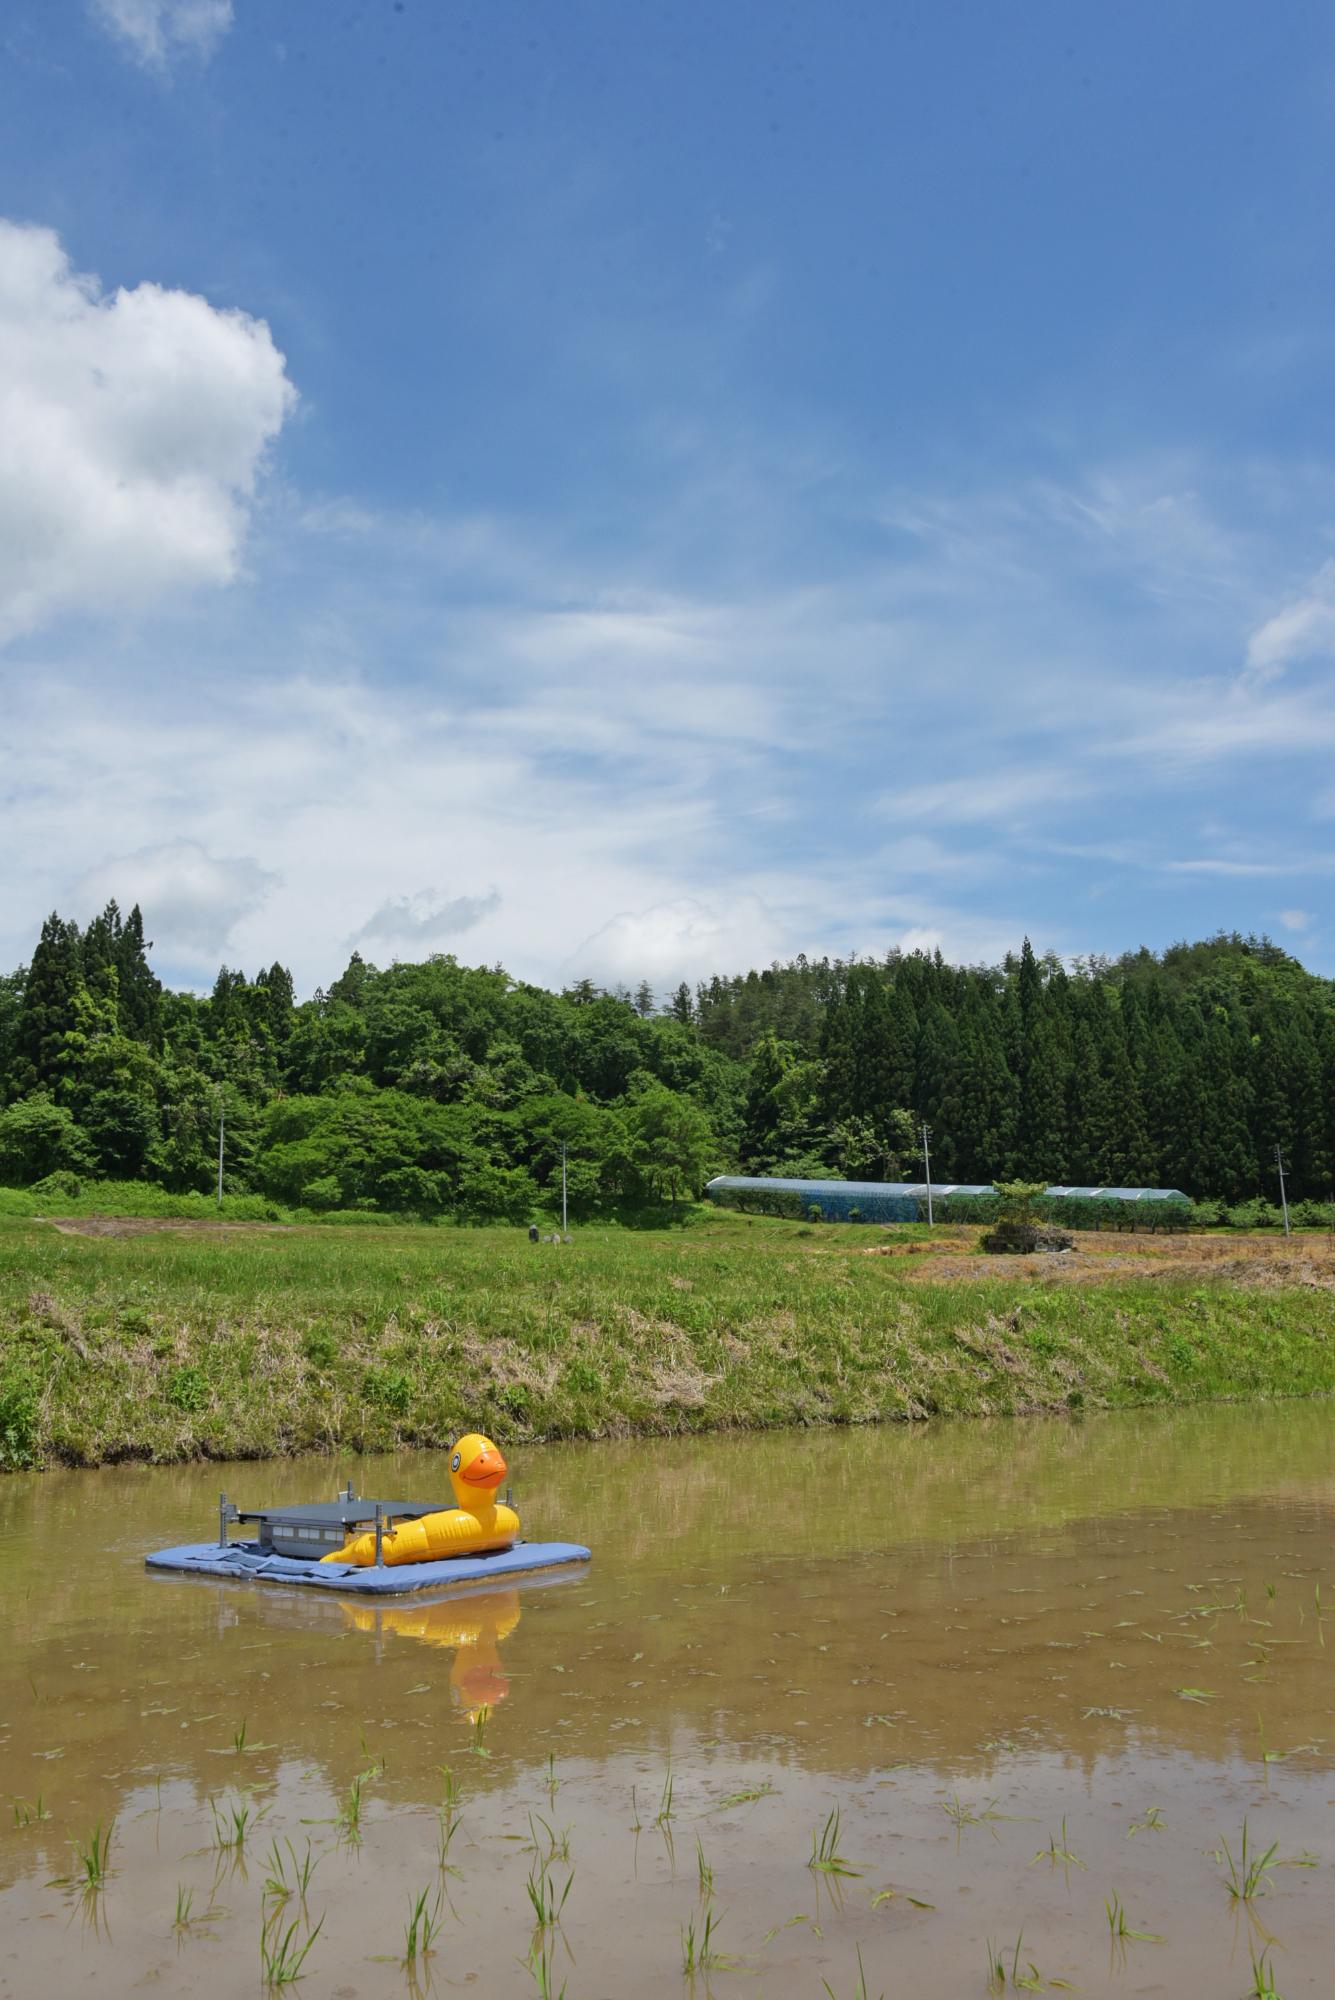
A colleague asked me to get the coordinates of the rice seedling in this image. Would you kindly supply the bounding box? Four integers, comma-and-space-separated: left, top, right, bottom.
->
984, 1931, 1073, 1993
11, 1795, 49, 1828
260, 1909, 324, 1986
357, 1729, 387, 1775
67, 1820, 114, 1889
680, 1903, 732, 1975
655, 1762, 675, 1827
263, 1837, 321, 1909
470, 1705, 492, 1757
403, 1885, 444, 1966
545, 1752, 561, 1799
211, 1796, 253, 1849
941, 1793, 1015, 1838
1174, 1686, 1217, 1703
629, 1785, 642, 1833
820, 1944, 884, 2000
760, 1913, 823, 1944
437, 1801, 463, 1871
870, 1886, 934, 1910
1127, 1806, 1164, 1836
710, 1780, 777, 1810
337, 1773, 366, 1842
809, 1806, 860, 1878
525, 1812, 572, 1863
1248, 1943, 1285, 1999
1215, 1820, 1280, 1902
695, 1836, 713, 1898
171, 1881, 225, 1935
525, 1853, 574, 1933
1104, 1890, 1164, 1945
1031, 1817, 1085, 1872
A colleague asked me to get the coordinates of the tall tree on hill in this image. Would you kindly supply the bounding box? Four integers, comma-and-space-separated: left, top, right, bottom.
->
115, 905, 163, 1046
13, 914, 83, 1096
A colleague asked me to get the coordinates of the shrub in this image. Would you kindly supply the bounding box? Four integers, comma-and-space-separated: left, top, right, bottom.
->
0, 1096, 94, 1185
363, 1367, 413, 1415
166, 1365, 207, 1413
0, 1371, 39, 1468
980, 1219, 1041, 1255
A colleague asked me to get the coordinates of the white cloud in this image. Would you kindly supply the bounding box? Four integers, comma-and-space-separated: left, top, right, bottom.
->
0, 219, 295, 640
4, 444, 1335, 990
72, 840, 277, 964
89, 0, 233, 70
877, 770, 1087, 827
1245, 559, 1335, 683
1278, 907, 1312, 932
353, 888, 502, 953
568, 896, 785, 990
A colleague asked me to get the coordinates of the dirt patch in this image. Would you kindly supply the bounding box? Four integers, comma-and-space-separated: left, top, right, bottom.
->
43, 1215, 292, 1239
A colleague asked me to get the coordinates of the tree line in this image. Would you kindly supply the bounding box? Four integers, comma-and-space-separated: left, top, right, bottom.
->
0, 907, 1331, 1215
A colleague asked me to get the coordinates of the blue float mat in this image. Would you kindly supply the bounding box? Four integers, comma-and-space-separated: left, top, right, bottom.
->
146, 1539, 591, 1596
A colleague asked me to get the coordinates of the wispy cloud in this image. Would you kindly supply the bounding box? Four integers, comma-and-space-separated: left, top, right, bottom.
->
6, 421, 1335, 986
1245, 558, 1335, 685
89, 0, 233, 72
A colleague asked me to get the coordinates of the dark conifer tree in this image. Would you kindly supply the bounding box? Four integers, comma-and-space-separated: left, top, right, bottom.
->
13, 914, 84, 1094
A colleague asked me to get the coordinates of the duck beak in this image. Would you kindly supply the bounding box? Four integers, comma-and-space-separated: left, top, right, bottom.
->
461, 1447, 507, 1489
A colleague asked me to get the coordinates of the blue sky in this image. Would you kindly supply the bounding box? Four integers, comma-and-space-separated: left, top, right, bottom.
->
2, 1, 1335, 994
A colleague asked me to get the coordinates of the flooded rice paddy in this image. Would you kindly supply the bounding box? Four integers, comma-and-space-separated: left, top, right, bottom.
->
2, 1404, 1333, 1997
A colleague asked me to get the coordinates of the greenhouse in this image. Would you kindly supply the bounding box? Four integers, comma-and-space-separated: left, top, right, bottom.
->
704, 1176, 1190, 1224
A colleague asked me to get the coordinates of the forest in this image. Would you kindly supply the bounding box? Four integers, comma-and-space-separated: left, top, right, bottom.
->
0, 905, 1332, 1217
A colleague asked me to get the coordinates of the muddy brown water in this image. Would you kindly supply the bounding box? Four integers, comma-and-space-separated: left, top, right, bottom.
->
2, 1406, 1333, 1998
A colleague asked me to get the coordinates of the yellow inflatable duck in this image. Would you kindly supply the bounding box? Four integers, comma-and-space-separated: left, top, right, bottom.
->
343, 1588, 521, 1718
320, 1433, 520, 1567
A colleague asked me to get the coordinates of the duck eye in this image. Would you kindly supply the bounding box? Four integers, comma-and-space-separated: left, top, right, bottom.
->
451, 1452, 461, 1472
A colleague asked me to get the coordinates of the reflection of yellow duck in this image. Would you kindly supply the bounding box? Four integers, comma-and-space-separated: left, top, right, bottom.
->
344, 1589, 521, 1719
320, 1434, 521, 1567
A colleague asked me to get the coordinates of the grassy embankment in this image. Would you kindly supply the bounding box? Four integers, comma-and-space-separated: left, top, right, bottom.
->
1, 1210, 1333, 1469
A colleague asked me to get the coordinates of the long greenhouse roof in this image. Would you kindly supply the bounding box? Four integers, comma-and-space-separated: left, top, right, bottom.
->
706, 1177, 1190, 1201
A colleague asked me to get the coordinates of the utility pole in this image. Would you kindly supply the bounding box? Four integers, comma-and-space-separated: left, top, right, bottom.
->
921, 1122, 933, 1226
561, 1142, 568, 1237
1275, 1144, 1290, 1237
217, 1096, 225, 1209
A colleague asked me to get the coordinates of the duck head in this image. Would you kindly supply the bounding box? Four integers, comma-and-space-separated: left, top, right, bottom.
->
448, 1432, 508, 1512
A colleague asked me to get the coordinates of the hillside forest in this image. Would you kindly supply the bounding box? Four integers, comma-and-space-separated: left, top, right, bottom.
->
1, 907, 1333, 1218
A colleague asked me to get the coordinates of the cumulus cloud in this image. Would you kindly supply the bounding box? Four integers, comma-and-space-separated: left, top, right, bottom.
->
1278, 908, 1312, 932
0, 219, 295, 640
89, 0, 233, 70
73, 840, 277, 962
568, 896, 785, 990
352, 888, 502, 953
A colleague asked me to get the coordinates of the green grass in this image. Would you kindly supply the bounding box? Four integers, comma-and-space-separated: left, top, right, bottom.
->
3, 1210, 1335, 1469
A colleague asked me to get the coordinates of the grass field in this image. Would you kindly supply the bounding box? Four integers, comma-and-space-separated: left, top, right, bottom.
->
1, 1209, 1333, 1469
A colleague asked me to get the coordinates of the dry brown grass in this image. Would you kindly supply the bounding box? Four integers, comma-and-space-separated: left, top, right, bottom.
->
885, 1227, 1335, 1291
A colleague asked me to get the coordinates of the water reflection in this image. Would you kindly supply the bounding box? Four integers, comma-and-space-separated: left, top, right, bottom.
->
342, 1587, 522, 1717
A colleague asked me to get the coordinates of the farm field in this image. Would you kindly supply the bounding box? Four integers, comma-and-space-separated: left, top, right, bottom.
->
2, 1211, 1332, 1471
